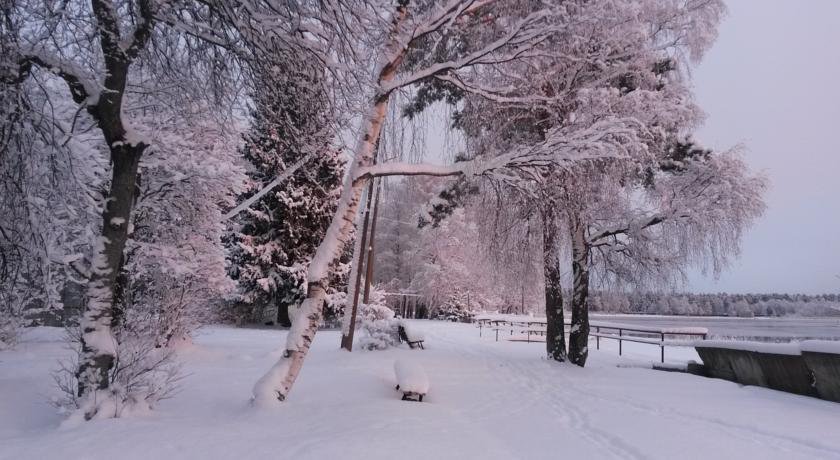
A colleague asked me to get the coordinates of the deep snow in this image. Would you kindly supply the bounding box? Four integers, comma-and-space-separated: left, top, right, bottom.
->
2, 322, 840, 460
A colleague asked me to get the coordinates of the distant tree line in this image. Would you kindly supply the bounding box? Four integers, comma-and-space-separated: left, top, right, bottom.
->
588, 291, 840, 318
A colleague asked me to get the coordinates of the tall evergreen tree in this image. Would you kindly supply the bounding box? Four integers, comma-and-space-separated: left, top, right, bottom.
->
226, 65, 346, 327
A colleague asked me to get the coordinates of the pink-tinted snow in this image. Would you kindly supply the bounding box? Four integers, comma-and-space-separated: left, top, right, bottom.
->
2, 323, 839, 460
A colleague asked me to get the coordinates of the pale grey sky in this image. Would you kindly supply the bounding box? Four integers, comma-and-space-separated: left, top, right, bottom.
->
688, 0, 840, 294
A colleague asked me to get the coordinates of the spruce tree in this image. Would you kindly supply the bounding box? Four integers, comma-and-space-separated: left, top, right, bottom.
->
227, 66, 346, 326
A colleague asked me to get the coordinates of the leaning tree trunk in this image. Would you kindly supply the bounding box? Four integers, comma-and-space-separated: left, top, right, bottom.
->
568, 215, 591, 367
252, 4, 410, 404
541, 205, 566, 361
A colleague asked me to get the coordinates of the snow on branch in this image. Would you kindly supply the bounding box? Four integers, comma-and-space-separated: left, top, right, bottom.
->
588, 214, 668, 244
381, 8, 553, 95
13, 49, 101, 106
121, 0, 156, 59
355, 117, 642, 186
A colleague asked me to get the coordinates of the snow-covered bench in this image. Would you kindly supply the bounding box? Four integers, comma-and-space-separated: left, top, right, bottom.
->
398, 323, 425, 349
394, 359, 429, 402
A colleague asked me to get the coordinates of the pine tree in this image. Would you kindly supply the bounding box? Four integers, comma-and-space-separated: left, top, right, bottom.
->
226, 66, 346, 327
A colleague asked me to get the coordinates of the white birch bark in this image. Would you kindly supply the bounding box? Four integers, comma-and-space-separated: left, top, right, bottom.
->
252, 3, 410, 404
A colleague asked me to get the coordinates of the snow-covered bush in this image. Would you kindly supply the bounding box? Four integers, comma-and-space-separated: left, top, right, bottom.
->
434, 295, 476, 323
357, 289, 401, 350
324, 291, 348, 328
54, 327, 182, 421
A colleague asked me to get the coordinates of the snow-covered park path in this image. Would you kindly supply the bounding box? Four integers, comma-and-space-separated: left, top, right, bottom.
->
2, 322, 839, 460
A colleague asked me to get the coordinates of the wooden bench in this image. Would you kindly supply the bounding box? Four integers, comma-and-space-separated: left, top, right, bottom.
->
398, 324, 425, 350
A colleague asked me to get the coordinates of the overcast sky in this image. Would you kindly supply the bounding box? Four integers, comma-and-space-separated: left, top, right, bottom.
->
687, 0, 840, 294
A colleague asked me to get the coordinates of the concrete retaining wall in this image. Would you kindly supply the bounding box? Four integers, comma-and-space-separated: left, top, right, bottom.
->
754, 352, 815, 396
801, 351, 840, 403
695, 345, 840, 403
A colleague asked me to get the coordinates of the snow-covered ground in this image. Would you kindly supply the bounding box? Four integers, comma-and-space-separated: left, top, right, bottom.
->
2, 322, 840, 460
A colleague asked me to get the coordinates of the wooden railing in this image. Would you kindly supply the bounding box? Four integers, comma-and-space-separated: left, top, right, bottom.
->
475, 317, 708, 363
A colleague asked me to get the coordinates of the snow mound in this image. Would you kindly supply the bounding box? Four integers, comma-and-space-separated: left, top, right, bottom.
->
394, 359, 429, 394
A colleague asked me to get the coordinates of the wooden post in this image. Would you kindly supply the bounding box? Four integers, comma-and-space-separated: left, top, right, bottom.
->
362, 178, 382, 304
619, 329, 623, 356
340, 180, 374, 351
596, 326, 600, 350
660, 332, 666, 363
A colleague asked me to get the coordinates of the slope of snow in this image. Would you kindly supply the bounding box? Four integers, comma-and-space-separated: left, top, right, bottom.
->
2, 323, 840, 460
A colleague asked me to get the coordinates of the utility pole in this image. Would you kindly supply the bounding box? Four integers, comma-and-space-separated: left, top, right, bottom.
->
340, 180, 374, 351
362, 178, 383, 303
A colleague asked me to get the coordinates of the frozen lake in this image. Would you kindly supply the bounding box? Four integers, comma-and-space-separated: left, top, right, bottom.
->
591, 314, 840, 342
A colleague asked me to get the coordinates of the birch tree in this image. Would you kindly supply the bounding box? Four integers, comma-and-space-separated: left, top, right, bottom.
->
398, 0, 731, 363
560, 145, 766, 365
252, 0, 649, 404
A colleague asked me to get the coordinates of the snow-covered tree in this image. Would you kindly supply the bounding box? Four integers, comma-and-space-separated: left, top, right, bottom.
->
1, 41, 107, 345
253, 0, 667, 403
392, 0, 730, 364
3, 0, 171, 412
2, 0, 256, 418
435, 0, 740, 366
373, 179, 427, 293
554, 140, 766, 365
120, 114, 246, 347
226, 62, 347, 327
